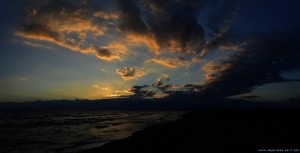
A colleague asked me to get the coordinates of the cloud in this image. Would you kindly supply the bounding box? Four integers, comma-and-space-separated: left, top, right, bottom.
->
240, 95, 259, 101
12, 39, 52, 50
78, 0, 300, 101
147, 57, 190, 68
153, 92, 169, 98
219, 43, 245, 51
113, 0, 242, 67
15, 24, 62, 43
152, 75, 176, 93
196, 29, 300, 98
116, 0, 206, 55
201, 61, 231, 81
183, 84, 205, 92
95, 47, 120, 61
126, 33, 160, 54
124, 75, 176, 99
104, 42, 129, 53
156, 74, 170, 82
94, 42, 129, 61
116, 67, 147, 80
15, 0, 242, 65
126, 85, 155, 98
14, 0, 300, 102
15, 0, 108, 57
156, 24, 300, 101
94, 11, 120, 20
205, 0, 240, 41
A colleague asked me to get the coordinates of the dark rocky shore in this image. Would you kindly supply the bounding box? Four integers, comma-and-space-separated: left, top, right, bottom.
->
78, 109, 300, 153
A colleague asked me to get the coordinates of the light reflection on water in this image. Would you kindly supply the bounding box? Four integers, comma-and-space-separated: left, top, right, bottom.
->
0, 111, 186, 153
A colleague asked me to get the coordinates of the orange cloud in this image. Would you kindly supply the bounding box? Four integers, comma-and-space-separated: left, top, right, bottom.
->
93, 11, 120, 20
15, 2, 108, 58
94, 42, 129, 61
15, 29, 88, 53
15, 26, 61, 43
126, 33, 160, 54
12, 39, 52, 50
153, 92, 169, 98
94, 47, 119, 61
47, 12, 105, 36
168, 39, 183, 53
116, 67, 147, 80
103, 42, 129, 53
147, 57, 190, 68
202, 61, 231, 81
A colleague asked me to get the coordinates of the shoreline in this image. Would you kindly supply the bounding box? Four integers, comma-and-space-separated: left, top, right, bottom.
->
78, 109, 300, 153
62, 111, 188, 153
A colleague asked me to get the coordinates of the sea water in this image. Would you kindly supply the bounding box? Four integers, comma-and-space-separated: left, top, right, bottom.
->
0, 110, 185, 153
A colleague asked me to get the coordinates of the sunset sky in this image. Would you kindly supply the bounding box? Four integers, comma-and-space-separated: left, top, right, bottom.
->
1, 0, 300, 102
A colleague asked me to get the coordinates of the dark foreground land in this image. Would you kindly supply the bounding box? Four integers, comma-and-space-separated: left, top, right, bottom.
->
79, 109, 300, 153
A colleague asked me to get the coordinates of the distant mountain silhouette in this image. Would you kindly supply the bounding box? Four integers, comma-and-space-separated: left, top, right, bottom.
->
0, 96, 299, 110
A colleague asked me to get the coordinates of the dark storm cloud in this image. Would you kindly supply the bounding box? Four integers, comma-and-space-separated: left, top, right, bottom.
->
127, 75, 177, 98
192, 30, 300, 98
117, 0, 300, 99
128, 85, 155, 98
115, 0, 244, 71
199, 0, 242, 54
116, 0, 209, 54
124, 24, 300, 100
240, 95, 259, 101
205, 0, 239, 38
117, 0, 148, 35
183, 84, 204, 92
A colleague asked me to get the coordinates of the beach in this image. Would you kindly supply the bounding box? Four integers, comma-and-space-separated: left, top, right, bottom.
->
78, 109, 300, 153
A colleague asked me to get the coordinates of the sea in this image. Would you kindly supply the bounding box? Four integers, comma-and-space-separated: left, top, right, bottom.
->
0, 110, 186, 153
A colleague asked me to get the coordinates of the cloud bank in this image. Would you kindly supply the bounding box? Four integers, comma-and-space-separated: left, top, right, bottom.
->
172, 30, 300, 99
16, 0, 239, 64
15, 0, 126, 61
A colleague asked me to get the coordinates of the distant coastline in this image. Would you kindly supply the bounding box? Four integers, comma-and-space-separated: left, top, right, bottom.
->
1, 97, 300, 110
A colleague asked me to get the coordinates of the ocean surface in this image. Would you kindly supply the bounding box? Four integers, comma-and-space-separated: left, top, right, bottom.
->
0, 110, 186, 153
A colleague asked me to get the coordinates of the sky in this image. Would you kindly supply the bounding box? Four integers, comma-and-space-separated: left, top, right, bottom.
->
0, 0, 300, 102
